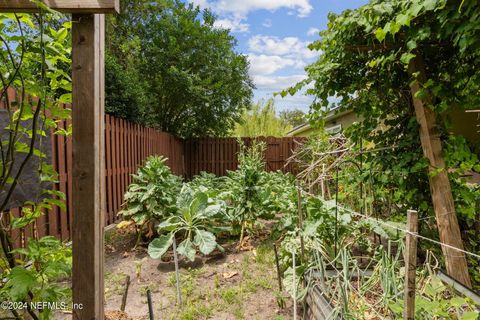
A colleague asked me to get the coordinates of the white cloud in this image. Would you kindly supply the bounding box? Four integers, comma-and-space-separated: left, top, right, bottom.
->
190, 0, 312, 33
307, 27, 320, 36
246, 36, 318, 97
248, 35, 318, 59
253, 74, 307, 90
248, 54, 305, 75
214, 17, 249, 32
211, 0, 312, 17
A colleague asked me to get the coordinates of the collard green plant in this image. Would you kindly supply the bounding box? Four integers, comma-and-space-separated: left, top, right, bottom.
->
189, 171, 225, 194
222, 140, 266, 242
220, 141, 298, 243
148, 185, 225, 261
388, 262, 480, 320
119, 156, 182, 238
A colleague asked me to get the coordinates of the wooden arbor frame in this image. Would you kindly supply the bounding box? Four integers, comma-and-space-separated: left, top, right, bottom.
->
0, 1, 119, 319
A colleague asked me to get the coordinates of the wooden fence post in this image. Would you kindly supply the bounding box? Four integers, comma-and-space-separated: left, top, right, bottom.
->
404, 209, 418, 320
71, 13, 105, 319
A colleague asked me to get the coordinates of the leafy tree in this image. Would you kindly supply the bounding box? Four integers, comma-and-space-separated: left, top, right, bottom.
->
286, 0, 480, 284
233, 99, 291, 137
105, 54, 148, 123
106, 0, 254, 138
279, 109, 306, 128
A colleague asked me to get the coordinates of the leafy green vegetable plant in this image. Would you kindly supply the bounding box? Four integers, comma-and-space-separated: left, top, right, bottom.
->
148, 185, 225, 262
119, 156, 182, 240
222, 140, 266, 243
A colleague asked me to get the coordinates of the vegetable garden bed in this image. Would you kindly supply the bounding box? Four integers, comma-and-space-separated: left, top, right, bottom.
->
100, 226, 293, 320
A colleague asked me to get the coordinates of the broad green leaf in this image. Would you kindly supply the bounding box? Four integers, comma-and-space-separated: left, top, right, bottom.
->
193, 230, 217, 255
400, 52, 416, 65
5, 267, 37, 301
375, 28, 386, 42
203, 203, 224, 217
148, 233, 174, 259
190, 192, 208, 214
177, 239, 196, 261
157, 217, 181, 232
396, 13, 411, 27
450, 297, 466, 307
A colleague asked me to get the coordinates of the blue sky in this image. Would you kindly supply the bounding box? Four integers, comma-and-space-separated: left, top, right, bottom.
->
190, 0, 368, 113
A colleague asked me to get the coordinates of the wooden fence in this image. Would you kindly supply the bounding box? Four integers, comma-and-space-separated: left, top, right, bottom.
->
6, 115, 184, 245
4, 113, 305, 244
184, 137, 304, 179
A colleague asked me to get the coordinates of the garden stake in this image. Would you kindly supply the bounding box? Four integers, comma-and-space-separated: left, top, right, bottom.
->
335, 166, 339, 262
334, 159, 361, 264
321, 163, 326, 198
297, 182, 305, 262
172, 236, 183, 306
120, 275, 131, 312
404, 210, 418, 320
292, 249, 297, 320
147, 289, 154, 320
273, 243, 283, 291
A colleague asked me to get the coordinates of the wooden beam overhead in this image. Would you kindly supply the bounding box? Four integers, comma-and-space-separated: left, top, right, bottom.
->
0, 0, 119, 13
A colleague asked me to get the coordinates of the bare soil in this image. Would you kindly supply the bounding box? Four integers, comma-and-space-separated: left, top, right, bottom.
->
100, 227, 293, 320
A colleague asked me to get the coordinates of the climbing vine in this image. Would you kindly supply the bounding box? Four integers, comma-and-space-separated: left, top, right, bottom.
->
285, 0, 480, 283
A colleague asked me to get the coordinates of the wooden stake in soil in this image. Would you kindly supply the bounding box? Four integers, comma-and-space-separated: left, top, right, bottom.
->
297, 183, 305, 261
146, 289, 154, 320
172, 236, 183, 306
292, 249, 297, 320
273, 243, 283, 291
404, 210, 418, 320
120, 275, 130, 312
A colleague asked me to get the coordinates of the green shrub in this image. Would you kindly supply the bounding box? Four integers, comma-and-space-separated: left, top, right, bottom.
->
1, 237, 71, 319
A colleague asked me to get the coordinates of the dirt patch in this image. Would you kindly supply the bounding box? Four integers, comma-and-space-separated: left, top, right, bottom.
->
103, 228, 293, 320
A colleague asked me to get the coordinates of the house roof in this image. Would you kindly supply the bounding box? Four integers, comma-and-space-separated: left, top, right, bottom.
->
287, 108, 354, 136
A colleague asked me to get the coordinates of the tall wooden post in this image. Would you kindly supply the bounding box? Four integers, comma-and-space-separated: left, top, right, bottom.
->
404, 210, 418, 320
408, 53, 471, 287
72, 14, 106, 319
0, 2, 117, 318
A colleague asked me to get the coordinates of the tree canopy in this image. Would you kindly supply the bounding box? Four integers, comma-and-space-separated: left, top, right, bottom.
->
279, 109, 306, 128
106, 0, 254, 138
287, 0, 480, 280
